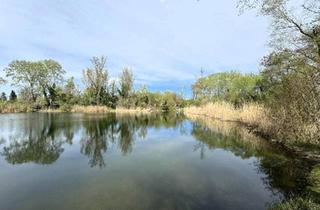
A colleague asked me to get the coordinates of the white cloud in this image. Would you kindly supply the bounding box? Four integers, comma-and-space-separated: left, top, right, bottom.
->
0, 0, 269, 94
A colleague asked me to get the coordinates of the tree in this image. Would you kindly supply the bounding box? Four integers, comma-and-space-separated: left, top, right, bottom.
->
5, 60, 39, 102
238, 0, 320, 143
82, 56, 108, 105
0, 92, 7, 101
37, 60, 65, 107
4, 59, 65, 106
118, 67, 134, 99
238, 0, 320, 63
9, 90, 17, 101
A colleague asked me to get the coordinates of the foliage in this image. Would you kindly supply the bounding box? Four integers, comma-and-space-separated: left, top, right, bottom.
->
308, 164, 320, 194
269, 197, 320, 210
260, 51, 320, 145
82, 56, 108, 105
192, 71, 262, 107
4, 59, 65, 106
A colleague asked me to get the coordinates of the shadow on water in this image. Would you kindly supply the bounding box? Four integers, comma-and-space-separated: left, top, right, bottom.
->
0, 112, 312, 201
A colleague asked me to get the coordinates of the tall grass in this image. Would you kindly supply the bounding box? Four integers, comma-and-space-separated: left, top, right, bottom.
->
71, 105, 111, 113
70, 105, 154, 114
0, 101, 32, 113
184, 102, 269, 128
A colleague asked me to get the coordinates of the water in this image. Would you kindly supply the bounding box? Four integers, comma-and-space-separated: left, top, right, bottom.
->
0, 113, 310, 210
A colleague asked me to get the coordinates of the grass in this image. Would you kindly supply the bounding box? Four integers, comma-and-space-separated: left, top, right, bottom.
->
184, 102, 269, 129
269, 197, 320, 210
0, 101, 32, 113
70, 105, 155, 114
70, 105, 111, 113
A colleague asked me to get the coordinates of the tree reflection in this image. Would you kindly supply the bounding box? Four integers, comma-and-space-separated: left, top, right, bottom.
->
1, 113, 78, 164
190, 116, 312, 199
79, 113, 185, 168
0, 113, 185, 168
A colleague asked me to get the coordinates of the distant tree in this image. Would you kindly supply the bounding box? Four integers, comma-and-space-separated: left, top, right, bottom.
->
118, 67, 134, 98
82, 56, 108, 105
0, 92, 7, 101
9, 90, 17, 101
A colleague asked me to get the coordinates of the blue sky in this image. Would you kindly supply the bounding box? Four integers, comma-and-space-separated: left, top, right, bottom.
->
0, 0, 269, 95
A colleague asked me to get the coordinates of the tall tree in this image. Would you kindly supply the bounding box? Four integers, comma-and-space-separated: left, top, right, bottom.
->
4, 59, 65, 106
118, 67, 134, 98
83, 56, 108, 105
5, 60, 39, 102
37, 60, 65, 107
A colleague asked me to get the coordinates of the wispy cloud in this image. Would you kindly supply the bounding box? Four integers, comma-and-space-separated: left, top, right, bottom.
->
0, 0, 268, 94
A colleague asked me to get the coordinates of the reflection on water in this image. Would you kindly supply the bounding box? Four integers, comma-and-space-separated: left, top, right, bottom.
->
0, 113, 311, 210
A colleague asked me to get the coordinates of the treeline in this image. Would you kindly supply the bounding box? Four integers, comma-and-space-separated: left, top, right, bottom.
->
0, 56, 184, 112
192, 72, 261, 107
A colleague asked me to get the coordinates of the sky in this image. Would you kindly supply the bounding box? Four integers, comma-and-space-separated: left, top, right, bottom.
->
0, 0, 269, 96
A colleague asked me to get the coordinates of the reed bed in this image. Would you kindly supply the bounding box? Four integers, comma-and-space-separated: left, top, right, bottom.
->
184, 102, 270, 129
71, 105, 154, 114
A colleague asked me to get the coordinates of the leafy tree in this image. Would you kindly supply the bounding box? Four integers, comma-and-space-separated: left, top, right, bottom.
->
82, 56, 108, 105
9, 90, 17, 101
4, 59, 65, 107
37, 60, 65, 107
5, 60, 40, 102
192, 72, 261, 107
118, 67, 134, 98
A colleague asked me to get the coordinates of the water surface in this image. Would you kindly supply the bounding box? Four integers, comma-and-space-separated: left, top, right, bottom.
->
0, 113, 309, 210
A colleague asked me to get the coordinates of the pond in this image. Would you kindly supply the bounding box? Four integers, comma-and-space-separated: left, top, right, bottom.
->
0, 113, 310, 210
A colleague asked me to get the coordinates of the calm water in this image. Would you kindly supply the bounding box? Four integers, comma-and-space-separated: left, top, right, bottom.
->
0, 113, 310, 210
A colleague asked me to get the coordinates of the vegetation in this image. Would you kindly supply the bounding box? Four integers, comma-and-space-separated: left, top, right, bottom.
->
192, 72, 261, 107
308, 164, 320, 194
188, 0, 320, 148
0, 56, 183, 114
269, 197, 320, 210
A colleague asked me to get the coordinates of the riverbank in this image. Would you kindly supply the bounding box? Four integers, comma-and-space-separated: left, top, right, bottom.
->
184, 102, 320, 162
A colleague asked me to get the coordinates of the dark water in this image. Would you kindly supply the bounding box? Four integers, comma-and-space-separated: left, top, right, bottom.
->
0, 113, 310, 210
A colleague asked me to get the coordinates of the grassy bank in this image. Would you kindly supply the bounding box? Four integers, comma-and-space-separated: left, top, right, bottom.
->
184, 102, 270, 129
0, 103, 157, 115
0, 101, 32, 113
184, 102, 320, 161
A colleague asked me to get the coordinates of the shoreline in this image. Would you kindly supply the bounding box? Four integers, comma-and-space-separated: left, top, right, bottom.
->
184, 111, 320, 163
